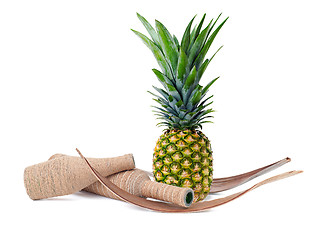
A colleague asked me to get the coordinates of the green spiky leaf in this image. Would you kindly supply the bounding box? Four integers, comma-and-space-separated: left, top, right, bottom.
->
131, 29, 172, 78
155, 20, 179, 74
167, 84, 181, 101
152, 86, 169, 99
197, 45, 223, 80
173, 34, 180, 51
147, 91, 168, 105
182, 66, 197, 102
189, 88, 203, 109
176, 49, 189, 90
136, 13, 161, 48
181, 16, 196, 53
193, 17, 228, 68
188, 19, 213, 66
202, 76, 219, 96
152, 69, 174, 88
188, 14, 206, 53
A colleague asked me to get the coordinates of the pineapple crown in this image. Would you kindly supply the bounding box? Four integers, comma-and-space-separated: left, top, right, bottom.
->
132, 13, 228, 130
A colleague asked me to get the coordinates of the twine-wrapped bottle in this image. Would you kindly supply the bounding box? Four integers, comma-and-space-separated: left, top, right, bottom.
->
24, 153, 135, 200
84, 169, 194, 207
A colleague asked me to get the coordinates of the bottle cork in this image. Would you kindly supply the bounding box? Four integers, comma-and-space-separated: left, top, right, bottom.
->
24, 153, 135, 200
84, 169, 194, 208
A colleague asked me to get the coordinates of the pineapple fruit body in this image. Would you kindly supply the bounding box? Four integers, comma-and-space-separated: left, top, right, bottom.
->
153, 129, 213, 202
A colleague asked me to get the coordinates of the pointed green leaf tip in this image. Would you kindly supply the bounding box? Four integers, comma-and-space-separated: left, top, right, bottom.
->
181, 15, 196, 53
132, 13, 228, 130
136, 13, 161, 48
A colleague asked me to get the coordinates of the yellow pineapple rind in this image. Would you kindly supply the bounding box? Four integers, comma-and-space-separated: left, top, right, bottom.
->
153, 129, 213, 202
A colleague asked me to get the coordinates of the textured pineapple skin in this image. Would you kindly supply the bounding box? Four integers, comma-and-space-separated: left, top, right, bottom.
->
153, 129, 213, 202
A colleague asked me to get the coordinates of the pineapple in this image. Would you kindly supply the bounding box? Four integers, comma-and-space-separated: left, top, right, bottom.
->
132, 13, 228, 202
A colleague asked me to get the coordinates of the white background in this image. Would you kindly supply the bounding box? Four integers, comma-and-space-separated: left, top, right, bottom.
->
0, 0, 319, 239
